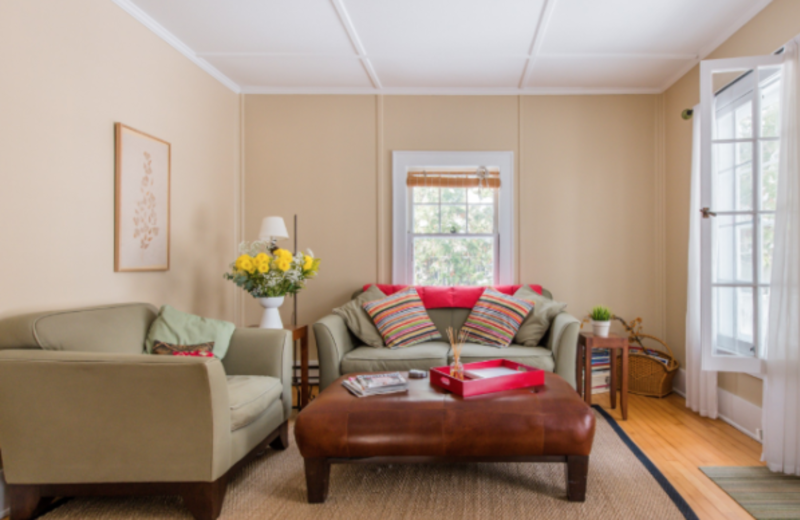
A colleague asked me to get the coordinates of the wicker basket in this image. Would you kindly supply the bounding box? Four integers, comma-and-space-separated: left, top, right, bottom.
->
615, 333, 679, 398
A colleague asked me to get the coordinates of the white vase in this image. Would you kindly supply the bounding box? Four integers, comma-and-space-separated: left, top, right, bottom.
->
591, 320, 611, 338
258, 296, 285, 329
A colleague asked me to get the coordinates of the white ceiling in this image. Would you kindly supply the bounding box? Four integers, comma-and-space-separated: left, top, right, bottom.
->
117, 0, 774, 94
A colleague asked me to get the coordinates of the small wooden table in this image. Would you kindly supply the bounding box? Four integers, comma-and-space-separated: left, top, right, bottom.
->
576, 332, 629, 420
249, 324, 310, 410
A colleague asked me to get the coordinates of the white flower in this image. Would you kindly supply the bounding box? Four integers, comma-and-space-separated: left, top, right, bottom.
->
306, 248, 315, 258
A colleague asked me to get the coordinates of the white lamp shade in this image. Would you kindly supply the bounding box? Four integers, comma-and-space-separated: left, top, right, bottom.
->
259, 216, 289, 241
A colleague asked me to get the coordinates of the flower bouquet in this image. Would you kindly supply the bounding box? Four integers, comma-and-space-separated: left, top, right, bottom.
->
224, 241, 320, 328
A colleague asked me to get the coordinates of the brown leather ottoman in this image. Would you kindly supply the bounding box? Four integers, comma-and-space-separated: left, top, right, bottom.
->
294, 372, 596, 503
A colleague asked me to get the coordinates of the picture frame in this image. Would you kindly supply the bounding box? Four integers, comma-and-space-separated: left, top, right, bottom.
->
114, 123, 171, 272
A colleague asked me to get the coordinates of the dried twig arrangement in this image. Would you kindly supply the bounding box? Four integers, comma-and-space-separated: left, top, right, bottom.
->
447, 326, 469, 379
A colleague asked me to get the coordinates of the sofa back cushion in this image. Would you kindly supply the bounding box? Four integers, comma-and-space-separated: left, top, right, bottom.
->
0, 303, 158, 354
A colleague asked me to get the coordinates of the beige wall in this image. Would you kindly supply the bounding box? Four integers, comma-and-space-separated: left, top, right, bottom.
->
0, 0, 240, 320
664, 0, 800, 407
244, 94, 663, 355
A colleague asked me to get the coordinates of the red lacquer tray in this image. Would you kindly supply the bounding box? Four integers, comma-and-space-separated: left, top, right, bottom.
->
429, 359, 545, 397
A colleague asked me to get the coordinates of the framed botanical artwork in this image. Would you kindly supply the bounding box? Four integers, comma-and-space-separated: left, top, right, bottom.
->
114, 123, 171, 272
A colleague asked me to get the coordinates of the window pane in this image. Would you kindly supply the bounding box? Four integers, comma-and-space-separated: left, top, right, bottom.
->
713, 142, 752, 211
760, 287, 770, 355
441, 188, 466, 203
760, 66, 782, 138
413, 205, 439, 233
714, 214, 753, 283
734, 101, 753, 139
468, 204, 493, 233
467, 188, 493, 204
760, 214, 775, 284
413, 187, 439, 203
716, 110, 734, 140
441, 205, 466, 234
713, 286, 755, 358
761, 140, 780, 211
413, 237, 494, 286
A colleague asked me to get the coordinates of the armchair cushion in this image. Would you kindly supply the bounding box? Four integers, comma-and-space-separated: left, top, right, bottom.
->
146, 305, 236, 359
513, 286, 568, 346
227, 375, 283, 432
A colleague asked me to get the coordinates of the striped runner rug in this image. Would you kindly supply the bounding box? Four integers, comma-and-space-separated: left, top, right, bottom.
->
701, 466, 800, 520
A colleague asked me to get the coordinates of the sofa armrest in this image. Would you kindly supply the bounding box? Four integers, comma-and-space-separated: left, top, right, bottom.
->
548, 312, 581, 390
0, 350, 231, 485
313, 314, 355, 391
222, 328, 293, 419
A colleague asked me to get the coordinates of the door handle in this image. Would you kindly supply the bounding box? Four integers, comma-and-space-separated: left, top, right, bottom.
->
701, 207, 717, 219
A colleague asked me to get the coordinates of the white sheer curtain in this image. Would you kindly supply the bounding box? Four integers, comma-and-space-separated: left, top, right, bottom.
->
686, 105, 718, 418
764, 38, 800, 475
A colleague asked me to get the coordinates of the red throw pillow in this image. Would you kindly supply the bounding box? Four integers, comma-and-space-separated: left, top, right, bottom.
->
361, 284, 544, 308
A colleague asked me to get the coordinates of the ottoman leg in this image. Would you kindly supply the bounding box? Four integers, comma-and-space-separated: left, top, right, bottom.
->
566, 456, 589, 502
304, 458, 331, 503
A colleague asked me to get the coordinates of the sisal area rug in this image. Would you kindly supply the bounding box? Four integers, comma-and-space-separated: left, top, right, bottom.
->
701, 466, 800, 520
40, 406, 697, 520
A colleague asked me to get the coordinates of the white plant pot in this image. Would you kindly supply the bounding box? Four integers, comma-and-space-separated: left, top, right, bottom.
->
591, 320, 611, 338
258, 296, 285, 329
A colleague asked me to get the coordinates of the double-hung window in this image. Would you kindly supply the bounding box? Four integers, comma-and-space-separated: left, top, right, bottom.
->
392, 151, 514, 286
700, 53, 784, 374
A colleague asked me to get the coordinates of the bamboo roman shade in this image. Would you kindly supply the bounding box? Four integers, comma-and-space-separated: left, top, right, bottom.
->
406, 167, 500, 189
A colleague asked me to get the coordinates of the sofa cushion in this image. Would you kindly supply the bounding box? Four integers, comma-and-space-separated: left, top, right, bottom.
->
341, 342, 450, 373
460, 289, 534, 347
227, 375, 283, 432
363, 288, 441, 348
0, 303, 158, 354
457, 344, 555, 372
146, 305, 236, 359
513, 286, 568, 346
333, 285, 386, 348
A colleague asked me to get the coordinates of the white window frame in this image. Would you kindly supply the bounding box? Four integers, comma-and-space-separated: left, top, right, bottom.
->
392, 151, 514, 285
700, 53, 783, 375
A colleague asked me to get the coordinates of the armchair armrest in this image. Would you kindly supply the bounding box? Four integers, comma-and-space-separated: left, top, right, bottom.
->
548, 312, 581, 389
0, 350, 231, 485
222, 328, 293, 419
313, 314, 355, 391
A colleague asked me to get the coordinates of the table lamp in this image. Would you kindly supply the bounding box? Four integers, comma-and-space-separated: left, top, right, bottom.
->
259, 216, 289, 253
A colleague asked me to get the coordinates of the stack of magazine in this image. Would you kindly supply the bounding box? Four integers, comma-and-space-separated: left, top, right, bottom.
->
342, 372, 408, 398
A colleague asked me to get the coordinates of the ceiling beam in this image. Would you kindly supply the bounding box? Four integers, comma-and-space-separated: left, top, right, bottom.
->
518, 0, 559, 89
329, 0, 382, 89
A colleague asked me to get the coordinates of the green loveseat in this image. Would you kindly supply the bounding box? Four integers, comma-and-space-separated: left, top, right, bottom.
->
313, 287, 581, 391
0, 303, 292, 520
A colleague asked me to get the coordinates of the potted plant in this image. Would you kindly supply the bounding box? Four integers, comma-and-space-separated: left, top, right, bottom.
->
590, 305, 613, 337
224, 241, 320, 329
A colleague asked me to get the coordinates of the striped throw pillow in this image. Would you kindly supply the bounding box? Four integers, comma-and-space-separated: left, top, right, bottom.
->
460, 288, 534, 348
362, 287, 441, 349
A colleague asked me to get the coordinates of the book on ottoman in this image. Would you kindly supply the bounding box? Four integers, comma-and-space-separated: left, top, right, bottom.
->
342, 372, 408, 397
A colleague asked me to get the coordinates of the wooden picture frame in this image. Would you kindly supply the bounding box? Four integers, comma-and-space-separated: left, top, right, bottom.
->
114, 123, 171, 272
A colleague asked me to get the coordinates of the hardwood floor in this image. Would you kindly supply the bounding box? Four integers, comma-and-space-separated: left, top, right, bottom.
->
1, 389, 761, 520
593, 391, 763, 520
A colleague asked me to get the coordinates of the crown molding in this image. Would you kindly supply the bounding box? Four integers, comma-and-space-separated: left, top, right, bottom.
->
658, 0, 774, 92
240, 86, 662, 96
110, 0, 241, 93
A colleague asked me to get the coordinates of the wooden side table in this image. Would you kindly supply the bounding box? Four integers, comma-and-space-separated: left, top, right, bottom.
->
285, 325, 310, 410
577, 332, 629, 420
249, 324, 310, 410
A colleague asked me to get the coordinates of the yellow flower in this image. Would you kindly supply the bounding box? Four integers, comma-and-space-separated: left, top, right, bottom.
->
303, 254, 313, 270
235, 254, 253, 271
256, 261, 270, 274
254, 252, 270, 264
277, 258, 291, 272
239, 257, 256, 274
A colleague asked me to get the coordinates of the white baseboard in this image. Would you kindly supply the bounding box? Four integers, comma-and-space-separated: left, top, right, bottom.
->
672, 368, 762, 442
0, 468, 7, 518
